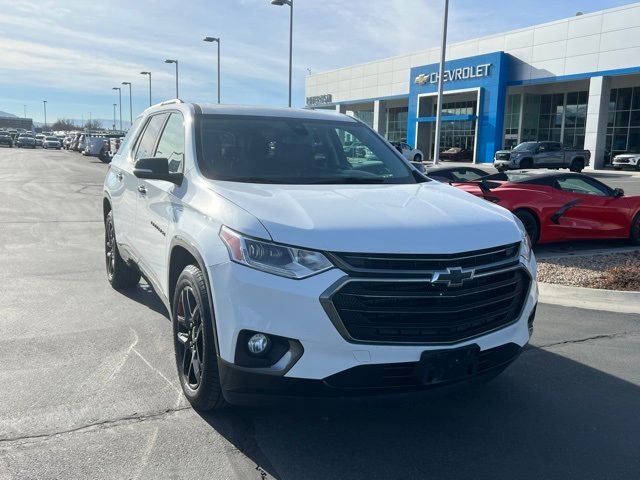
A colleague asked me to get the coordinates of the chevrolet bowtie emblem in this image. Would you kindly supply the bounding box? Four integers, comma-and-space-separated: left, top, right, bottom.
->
431, 267, 475, 287
414, 74, 429, 85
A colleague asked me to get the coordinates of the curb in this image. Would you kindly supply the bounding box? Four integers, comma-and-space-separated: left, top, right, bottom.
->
538, 282, 640, 314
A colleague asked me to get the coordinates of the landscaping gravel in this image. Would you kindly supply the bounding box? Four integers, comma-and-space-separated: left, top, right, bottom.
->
537, 250, 640, 291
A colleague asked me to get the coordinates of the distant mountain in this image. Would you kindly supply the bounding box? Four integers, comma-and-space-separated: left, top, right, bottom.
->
0, 111, 18, 118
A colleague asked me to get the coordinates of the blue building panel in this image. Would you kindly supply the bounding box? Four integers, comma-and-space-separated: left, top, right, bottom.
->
408, 51, 508, 163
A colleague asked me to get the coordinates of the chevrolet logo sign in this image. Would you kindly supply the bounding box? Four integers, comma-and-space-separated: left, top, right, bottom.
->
431, 267, 475, 287
414, 74, 429, 86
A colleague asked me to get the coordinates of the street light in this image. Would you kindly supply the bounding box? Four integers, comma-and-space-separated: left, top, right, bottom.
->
122, 82, 133, 128
112, 87, 122, 131
203, 36, 221, 104
164, 59, 179, 98
42, 100, 47, 129
140, 71, 152, 107
270, 0, 293, 107
113, 103, 117, 131
432, 0, 449, 166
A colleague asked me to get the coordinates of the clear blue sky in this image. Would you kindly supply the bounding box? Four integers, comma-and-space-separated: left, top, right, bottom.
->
0, 0, 634, 124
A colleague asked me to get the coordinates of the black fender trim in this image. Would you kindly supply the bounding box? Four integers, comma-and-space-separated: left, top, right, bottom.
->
169, 236, 221, 354
551, 199, 582, 224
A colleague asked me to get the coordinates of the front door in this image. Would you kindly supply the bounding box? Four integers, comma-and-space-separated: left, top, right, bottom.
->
135, 112, 186, 293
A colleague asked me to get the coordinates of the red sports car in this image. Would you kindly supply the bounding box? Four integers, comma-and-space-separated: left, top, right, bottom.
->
454, 170, 640, 246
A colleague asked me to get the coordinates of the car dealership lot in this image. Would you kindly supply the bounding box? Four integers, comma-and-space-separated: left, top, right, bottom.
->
1, 148, 639, 479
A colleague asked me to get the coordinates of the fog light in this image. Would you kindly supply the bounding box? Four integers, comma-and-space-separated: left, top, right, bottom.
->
247, 333, 270, 355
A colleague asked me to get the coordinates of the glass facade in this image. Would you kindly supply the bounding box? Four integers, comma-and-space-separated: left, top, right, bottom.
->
435, 120, 476, 151
518, 91, 588, 148
386, 107, 408, 142
353, 110, 373, 128
606, 87, 640, 158
503, 94, 521, 149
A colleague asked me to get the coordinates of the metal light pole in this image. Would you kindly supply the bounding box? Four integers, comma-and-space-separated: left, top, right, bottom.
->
42, 100, 47, 129
113, 103, 117, 131
203, 36, 221, 103
271, 0, 293, 107
23, 105, 26, 118
140, 71, 152, 106
432, 0, 449, 166
112, 87, 122, 131
122, 82, 133, 128
164, 59, 179, 98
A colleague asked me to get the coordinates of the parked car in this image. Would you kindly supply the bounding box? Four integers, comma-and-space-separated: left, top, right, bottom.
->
439, 147, 473, 162
453, 170, 640, 246
427, 166, 489, 183
103, 102, 537, 410
0, 132, 14, 148
35, 134, 45, 147
43, 136, 62, 149
390, 141, 424, 162
494, 141, 591, 172
63, 136, 74, 149
16, 134, 36, 148
612, 147, 640, 171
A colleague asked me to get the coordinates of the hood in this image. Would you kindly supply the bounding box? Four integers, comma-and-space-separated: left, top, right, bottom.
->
615, 153, 640, 158
209, 181, 521, 254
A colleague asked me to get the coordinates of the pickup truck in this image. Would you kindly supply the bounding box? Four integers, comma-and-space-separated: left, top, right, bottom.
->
494, 141, 590, 172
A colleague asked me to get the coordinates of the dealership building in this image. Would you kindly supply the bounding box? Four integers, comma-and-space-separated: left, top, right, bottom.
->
305, 2, 640, 168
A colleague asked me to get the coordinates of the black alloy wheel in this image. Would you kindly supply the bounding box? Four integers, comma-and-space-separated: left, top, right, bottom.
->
104, 211, 140, 289
514, 209, 540, 246
630, 213, 640, 245
175, 286, 204, 390
172, 265, 226, 410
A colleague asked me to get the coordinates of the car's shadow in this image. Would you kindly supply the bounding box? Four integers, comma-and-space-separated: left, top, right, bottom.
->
119, 281, 170, 319
198, 347, 640, 480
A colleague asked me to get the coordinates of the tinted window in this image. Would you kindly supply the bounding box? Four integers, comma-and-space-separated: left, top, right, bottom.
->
555, 176, 610, 196
117, 117, 142, 162
135, 113, 168, 160
155, 113, 185, 173
198, 115, 417, 184
513, 142, 538, 152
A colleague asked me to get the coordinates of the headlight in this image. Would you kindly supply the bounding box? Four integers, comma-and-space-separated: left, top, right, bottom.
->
219, 226, 333, 279
513, 216, 532, 262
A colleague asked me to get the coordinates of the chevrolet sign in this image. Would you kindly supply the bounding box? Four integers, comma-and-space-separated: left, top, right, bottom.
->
415, 63, 492, 86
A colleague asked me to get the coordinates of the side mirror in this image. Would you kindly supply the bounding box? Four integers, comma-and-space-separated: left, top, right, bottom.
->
613, 187, 624, 198
133, 157, 183, 185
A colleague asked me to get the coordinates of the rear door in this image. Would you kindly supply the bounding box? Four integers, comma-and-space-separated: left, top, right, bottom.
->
550, 175, 629, 239
135, 112, 185, 292
538, 142, 564, 167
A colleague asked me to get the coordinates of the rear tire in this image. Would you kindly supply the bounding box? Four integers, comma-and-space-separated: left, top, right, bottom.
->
630, 213, 640, 245
514, 209, 540, 246
635, 163, 640, 172
172, 265, 227, 411
105, 211, 140, 289
570, 159, 585, 173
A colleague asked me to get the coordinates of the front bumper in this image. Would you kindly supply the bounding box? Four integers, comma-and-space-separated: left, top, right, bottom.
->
209, 255, 538, 401
613, 157, 639, 167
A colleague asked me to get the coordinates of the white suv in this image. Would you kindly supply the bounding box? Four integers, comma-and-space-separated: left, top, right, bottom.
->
103, 101, 538, 410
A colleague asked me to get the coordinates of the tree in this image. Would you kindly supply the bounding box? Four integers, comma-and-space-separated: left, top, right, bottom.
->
84, 119, 103, 130
50, 118, 76, 131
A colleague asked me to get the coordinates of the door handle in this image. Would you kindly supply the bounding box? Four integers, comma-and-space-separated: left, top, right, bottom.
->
137, 185, 147, 195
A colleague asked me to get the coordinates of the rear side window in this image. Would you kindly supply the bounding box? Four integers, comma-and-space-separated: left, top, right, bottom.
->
135, 113, 168, 160
155, 113, 185, 173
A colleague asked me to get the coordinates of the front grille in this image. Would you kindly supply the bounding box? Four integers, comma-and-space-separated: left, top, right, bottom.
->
323, 267, 530, 344
496, 153, 511, 160
328, 243, 519, 275
615, 158, 630, 163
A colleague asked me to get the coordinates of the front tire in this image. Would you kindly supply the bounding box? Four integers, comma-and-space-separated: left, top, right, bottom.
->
520, 159, 533, 170
514, 209, 540, 246
630, 213, 640, 245
172, 265, 226, 411
413, 154, 422, 162
105, 211, 140, 289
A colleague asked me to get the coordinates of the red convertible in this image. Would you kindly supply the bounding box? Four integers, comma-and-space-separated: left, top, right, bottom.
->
454, 170, 640, 246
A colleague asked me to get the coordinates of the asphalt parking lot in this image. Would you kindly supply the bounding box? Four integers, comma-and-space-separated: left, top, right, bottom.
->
1, 147, 639, 480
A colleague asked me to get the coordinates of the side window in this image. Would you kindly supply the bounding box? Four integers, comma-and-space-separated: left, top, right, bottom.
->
555, 176, 610, 196
155, 113, 185, 173
134, 113, 168, 161
549, 142, 562, 152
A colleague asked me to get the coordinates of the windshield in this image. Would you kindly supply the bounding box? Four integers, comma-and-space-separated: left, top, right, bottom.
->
198, 115, 419, 184
513, 142, 538, 152
45, 136, 58, 141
